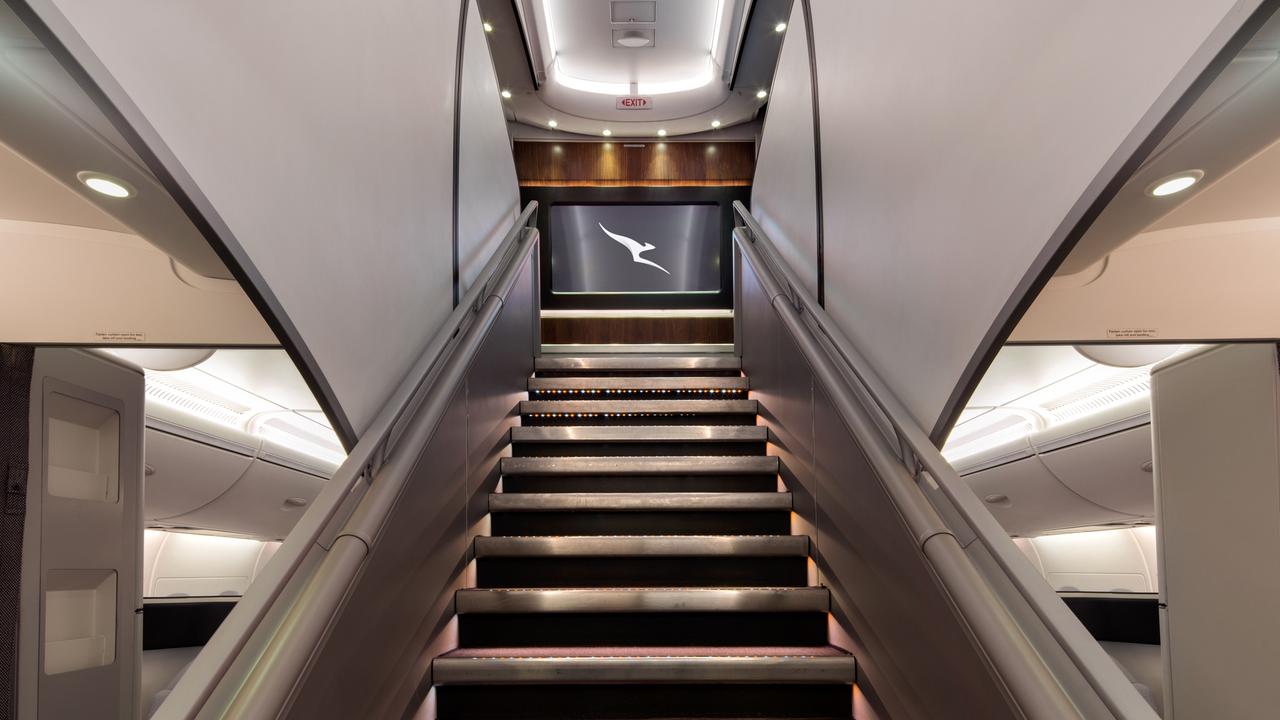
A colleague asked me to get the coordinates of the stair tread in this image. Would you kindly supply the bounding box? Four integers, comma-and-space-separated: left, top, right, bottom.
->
433, 647, 855, 684
511, 425, 767, 443
490, 492, 791, 512
530, 376, 749, 391
441, 645, 849, 658
521, 399, 758, 415
535, 355, 741, 372
456, 587, 830, 613
474, 535, 808, 557
500, 456, 779, 476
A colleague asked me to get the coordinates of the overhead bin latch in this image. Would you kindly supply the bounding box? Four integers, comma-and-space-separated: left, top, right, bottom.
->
4, 463, 27, 515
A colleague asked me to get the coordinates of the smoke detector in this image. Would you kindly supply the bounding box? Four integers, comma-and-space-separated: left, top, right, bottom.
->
614, 29, 655, 48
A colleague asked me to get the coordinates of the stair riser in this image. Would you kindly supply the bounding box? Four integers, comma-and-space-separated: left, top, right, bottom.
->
521, 412, 759, 427
476, 557, 810, 589
530, 389, 749, 400
511, 441, 768, 457
501, 474, 779, 493
491, 511, 791, 536
436, 684, 852, 719
458, 612, 829, 648
535, 369, 744, 378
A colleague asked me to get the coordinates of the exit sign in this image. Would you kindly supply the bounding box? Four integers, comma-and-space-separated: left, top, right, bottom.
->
616, 96, 653, 110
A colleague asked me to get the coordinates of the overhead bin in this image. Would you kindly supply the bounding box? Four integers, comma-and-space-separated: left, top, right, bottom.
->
144, 428, 254, 519
143, 402, 338, 540
1036, 425, 1154, 517
158, 459, 323, 540
952, 396, 1153, 534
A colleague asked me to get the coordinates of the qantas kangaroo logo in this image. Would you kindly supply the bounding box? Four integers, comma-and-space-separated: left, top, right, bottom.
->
599, 223, 670, 275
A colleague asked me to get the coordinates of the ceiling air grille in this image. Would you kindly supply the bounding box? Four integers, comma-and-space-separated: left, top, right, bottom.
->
611, 1, 656, 24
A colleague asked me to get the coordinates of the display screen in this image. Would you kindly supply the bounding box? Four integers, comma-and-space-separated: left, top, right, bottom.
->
549, 204, 721, 294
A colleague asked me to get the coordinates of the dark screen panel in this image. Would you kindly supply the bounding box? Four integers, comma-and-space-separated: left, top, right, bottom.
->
550, 204, 720, 295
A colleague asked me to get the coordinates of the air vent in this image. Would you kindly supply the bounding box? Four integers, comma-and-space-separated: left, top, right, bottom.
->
1042, 373, 1151, 423
613, 29, 655, 48
611, 1, 656, 23
145, 377, 253, 426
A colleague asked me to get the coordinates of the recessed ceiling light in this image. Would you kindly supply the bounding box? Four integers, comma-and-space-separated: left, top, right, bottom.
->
1146, 170, 1203, 197
657, 129, 667, 137
602, 129, 612, 136
711, 119, 721, 128
77, 171, 134, 199
756, 89, 768, 99
483, 21, 494, 32
774, 22, 787, 33
616, 30, 653, 48
500, 89, 512, 99
548, 119, 558, 128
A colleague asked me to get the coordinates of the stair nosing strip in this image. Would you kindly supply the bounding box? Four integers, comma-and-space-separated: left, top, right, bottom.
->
455, 586, 830, 614
499, 456, 780, 476
489, 492, 792, 512
432, 654, 855, 685
510, 425, 768, 443
473, 535, 809, 558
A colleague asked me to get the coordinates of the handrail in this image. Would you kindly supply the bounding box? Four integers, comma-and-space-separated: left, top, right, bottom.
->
154, 202, 539, 720
731, 201, 1158, 720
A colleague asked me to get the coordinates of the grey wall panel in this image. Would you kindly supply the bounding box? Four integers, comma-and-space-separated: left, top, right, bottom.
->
753, 0, 1256, 432
457, 1, 521, 297
763, 330, 818, 542
465, 255, 535, 537
809, 383, 1017, 720
39, 0, 471, 434
284, 385, 470, 720
750, 1, 818, 298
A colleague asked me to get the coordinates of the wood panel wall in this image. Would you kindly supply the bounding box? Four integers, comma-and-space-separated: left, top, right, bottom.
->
541, 316, 735, 344
515, 141, 754, 187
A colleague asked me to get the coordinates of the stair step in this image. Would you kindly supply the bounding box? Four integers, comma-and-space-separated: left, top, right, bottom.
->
512, 425, 766, 444
433, 647, 855, 684
510, 426, 768, 457
435, 684, 853, 719
522, 394, 757, 422
490, 492, 791, 513
499, 456, 780, 493
529, 376, 749, 393
501, 455, 779, 477
456, 587, 830, 614
474, 535, 809, 558
535, 355, 741, 374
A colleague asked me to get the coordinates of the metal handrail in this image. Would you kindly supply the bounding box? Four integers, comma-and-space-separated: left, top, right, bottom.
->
154, 202, 539, 720
731, 201, 1158, 720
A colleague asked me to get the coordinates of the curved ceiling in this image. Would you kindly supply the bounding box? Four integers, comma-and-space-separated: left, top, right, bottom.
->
0, 4, 232, 278
1057, 11, 1280, 276
483, 0, 791, 137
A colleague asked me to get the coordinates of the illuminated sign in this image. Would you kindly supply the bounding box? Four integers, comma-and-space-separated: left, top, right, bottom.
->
616, 96, 653, 110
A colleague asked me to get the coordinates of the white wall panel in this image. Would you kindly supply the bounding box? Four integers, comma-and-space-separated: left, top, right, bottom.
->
457, 2, 521, 296
750, 1, 817, 296
40, 0, 468, 434
753, 0, 1257, 432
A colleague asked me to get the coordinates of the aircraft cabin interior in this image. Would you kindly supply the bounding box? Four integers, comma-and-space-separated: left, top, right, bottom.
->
0, 1, 1277, 719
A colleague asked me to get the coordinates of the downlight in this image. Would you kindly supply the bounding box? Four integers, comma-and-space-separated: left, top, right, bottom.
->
547, 119, 558, 128
1146, 170, 1203, 197
711, 119, 721, 128
500, 89, 512, 99
657, 129, 667, 137
483, 21, 494, 32
756, 89, 768, 99
774, 22, 787, 33
602, 129, 612, 137
77, 171, 134, 199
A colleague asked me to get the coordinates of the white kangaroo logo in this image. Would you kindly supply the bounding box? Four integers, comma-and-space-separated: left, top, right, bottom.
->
599, 223, 670, 275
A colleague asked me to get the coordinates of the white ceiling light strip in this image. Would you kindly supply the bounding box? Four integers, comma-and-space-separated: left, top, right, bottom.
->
542, 0, 723, 96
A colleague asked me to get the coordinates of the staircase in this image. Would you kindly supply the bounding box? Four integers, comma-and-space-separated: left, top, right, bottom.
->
433, 354, 856, 719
